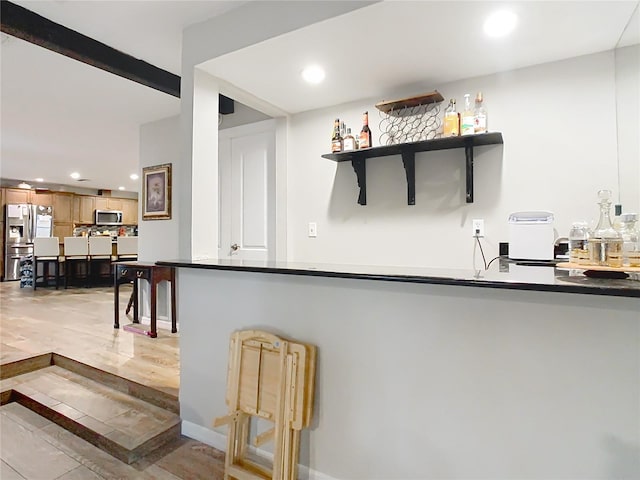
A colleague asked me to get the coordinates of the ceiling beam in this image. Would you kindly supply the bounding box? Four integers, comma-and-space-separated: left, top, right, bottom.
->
0, 0, 235, 113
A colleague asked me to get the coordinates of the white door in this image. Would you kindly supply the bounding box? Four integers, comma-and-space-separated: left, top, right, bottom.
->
218, 120, 276, 260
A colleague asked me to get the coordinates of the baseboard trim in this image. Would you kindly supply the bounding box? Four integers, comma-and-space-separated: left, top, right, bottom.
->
181, 421, 228, 452
180, 420, 338, 480
138, 315, 176, 332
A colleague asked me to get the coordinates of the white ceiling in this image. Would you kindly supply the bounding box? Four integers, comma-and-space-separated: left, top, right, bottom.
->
1, 1, 638, 194
1, 0, 246, 193
200, 1, 640, 115
1, 34, 180, 192
9, 0, 248, 75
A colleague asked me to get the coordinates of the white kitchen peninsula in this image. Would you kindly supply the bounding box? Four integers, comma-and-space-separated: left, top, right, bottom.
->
159, 259, 639, 480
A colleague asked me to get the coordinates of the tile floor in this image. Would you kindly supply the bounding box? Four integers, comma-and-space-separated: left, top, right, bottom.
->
1, 365, 181, 458
1, 402, 226, 479
0, 282, 226, 479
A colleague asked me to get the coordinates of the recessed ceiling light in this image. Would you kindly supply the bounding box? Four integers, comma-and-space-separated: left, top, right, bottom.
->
70, 172, 80, 179
130, 174, 139, 180
34, 178, 44, 182
483, 10, 518, 37
118, 186, 125, 191
301, 65, 326, 85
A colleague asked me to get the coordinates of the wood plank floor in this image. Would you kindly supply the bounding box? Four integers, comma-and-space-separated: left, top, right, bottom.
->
0, 281, 178, 397
0, 281, 226, 479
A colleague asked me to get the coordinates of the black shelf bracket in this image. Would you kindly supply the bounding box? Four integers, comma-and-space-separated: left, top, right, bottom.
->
401, 150, 416, 205
322, 132, 503, 206
465, 143, 474, 203
351, 158, 367, 205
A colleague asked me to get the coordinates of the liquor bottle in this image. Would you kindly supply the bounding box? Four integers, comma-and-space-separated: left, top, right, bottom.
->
443, 99, 460, 137
343, 128, 356, 151
358, 111, 372, 149
331, 118, 343, 153
473, 92, 488, 134
460, 94, 474, 136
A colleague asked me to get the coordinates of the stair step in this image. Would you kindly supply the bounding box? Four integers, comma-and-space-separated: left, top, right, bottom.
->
1, 362, 181, 464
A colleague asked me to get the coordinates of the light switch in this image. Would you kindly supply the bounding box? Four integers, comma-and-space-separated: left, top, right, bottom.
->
308, 222, 317, 238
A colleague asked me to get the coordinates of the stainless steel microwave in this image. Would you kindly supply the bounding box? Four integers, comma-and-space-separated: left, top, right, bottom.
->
95, 209, 123, 225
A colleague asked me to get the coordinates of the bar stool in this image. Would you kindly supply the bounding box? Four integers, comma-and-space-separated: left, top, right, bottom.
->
89, 236, 114, 287
63, 237, 89, 288
116, 237, 138, 260
33, 237, 61, 290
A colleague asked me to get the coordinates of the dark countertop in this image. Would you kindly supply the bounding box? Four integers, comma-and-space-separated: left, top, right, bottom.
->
156, 258, 640, 298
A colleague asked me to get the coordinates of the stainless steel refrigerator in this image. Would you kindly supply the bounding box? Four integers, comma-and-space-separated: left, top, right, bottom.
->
4, 204, 54, 281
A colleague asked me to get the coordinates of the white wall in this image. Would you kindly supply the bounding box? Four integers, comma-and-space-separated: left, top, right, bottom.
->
179, 269, 640, 479
139, 115, 180, 320
615, 44, 640, 214
288, 50, 626, 269
179, 1, 375, 259
139, 115, 180, 262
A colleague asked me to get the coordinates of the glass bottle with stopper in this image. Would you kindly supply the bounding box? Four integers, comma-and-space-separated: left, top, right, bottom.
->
588, 189, 623, 266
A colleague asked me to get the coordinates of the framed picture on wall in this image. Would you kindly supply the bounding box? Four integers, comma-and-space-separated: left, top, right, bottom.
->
142, 163, 172, 220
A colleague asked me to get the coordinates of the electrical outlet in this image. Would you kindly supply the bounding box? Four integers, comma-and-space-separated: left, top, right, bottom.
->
472, 219, 485, 238
308, 222, 317, 238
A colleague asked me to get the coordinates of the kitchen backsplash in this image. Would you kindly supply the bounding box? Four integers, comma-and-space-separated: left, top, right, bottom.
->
73, 225, 137, 238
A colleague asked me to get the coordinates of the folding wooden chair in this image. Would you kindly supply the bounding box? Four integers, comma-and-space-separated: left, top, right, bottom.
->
214, 330, 316, 480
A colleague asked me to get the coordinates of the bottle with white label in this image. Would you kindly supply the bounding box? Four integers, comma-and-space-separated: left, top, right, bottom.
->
343, 128, 356, 151
460, 94, 474, 136
473, 92, 488, 134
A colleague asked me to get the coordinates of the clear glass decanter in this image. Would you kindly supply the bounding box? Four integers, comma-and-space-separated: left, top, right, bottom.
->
588, 190, 623, 266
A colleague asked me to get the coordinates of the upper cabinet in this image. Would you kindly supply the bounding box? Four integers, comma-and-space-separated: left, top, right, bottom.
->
52, 193, 74, 223
122, 199, 138, 225
33, 191, 53, 207
73, 195, 95, 224
0, 188, 138, 226
95, 196, 124, 211
4, 188, 32, 204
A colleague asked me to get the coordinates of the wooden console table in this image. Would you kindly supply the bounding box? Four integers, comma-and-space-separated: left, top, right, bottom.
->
113, 261, 177, 338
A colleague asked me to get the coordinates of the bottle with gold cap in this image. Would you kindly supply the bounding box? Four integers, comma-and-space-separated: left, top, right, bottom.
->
443, 99, 460, 137
474, 92, 488, 134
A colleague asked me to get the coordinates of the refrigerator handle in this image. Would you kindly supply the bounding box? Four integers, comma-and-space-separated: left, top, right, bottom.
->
28, 205, 34, 242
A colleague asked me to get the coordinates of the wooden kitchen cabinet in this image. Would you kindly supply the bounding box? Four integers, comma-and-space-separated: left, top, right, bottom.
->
4, 188, 32, 204
73, 195, 95, 224
95, 197, 123, 211
52, 193, 74, 223
33, 192, 53, 207
94, 197, 108, 211
122, 199, 138, 224
107, 198, 123, 211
